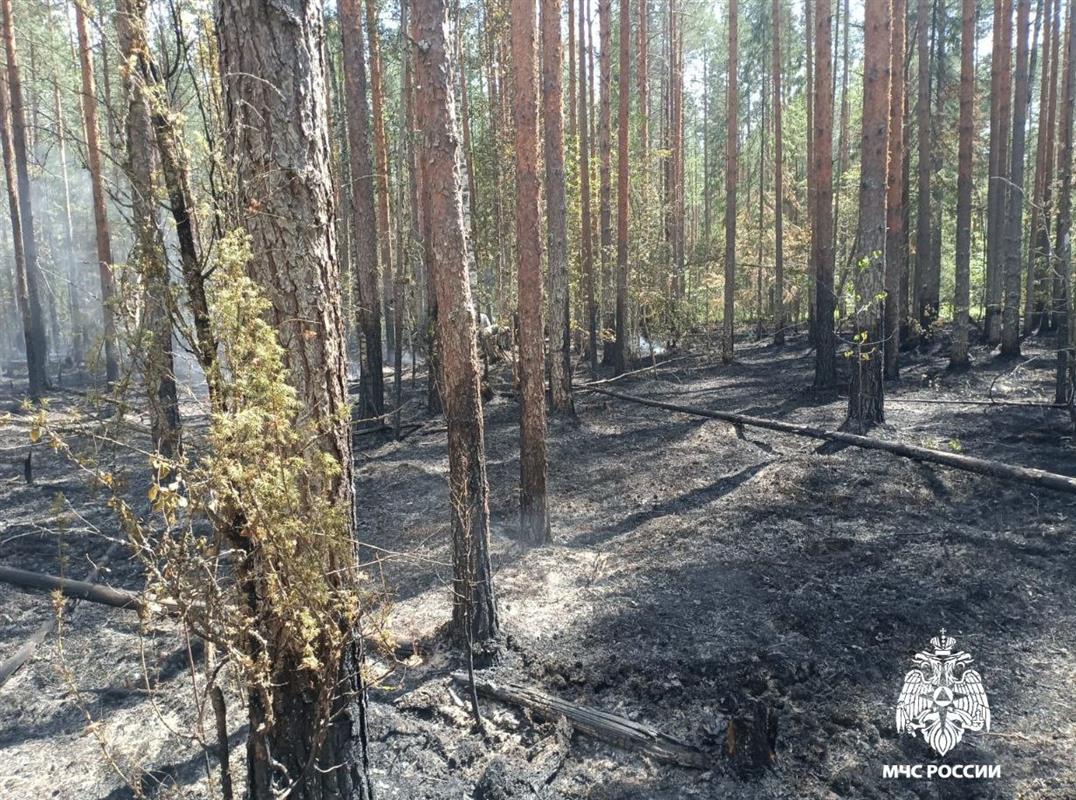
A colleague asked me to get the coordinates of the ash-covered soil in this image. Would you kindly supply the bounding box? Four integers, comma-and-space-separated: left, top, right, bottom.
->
2, 331, 1075, 799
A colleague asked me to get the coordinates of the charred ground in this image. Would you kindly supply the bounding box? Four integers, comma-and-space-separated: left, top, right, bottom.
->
1, 331, 1074, 799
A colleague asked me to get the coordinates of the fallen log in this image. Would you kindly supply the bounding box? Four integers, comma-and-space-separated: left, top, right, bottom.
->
451, 671, 711, 769
0, 565, 143, 610
582, 385, 1076, 496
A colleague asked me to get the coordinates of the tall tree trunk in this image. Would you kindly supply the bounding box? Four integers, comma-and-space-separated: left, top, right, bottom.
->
216, 1, 373, 796
394, 0, 410, 432
133, 26, 219, 406
580, 0, 598, 374
805, 0, 816, 342
511, 0, 552, 544
366, 0, 396, 359
1000, 0, 1032, 356
849, 0, 891, 429
915, 0, 936, 331
833, 0, 850, 278
54, 84, 83, 364
74, 0, 119, 384
772, 0, 785, 345
1025, 0, 1056, 333
0, 74, 35, 396
722, 0, 738, 364
812, 0, 836, 385
1, 0, 47, 399
543, 0, 574, 411
340, 0, 385, 417
116, 0, 182, 458
598, 0, 613, 365
1056, 0, 1076, 401
952, 0, 976, 368
885, 0, 907, 378
638, 0, 648, 163
987, 0, 1014, 343
413, 0, 502, 639
1058, 0, 1076, 398
568, 0, 576, 142
614, 0, 630, 373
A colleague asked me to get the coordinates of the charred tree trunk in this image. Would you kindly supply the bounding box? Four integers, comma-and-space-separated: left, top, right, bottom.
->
952, 0, 976, 368
1, 0, 47, 400
542, 0, 574, 411
216, 1, 373, 796
511, 0, 552, 544
884, 0, 907, 378
848, 0, 891, 429
723, 0, 738, 365
341, 0, 385, 417
75, 0, 119, 385
812, 0, 836, 385
412, 0, 501, 638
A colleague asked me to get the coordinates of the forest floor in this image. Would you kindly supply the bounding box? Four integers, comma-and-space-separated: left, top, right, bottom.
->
1, 328, 1075, 799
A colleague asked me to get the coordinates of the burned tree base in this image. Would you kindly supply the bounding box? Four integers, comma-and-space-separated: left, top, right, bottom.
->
724, 699, 779, 777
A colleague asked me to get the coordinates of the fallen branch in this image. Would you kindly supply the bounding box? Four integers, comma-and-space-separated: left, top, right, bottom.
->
0, 565, 143, 610
0, 543, 122, 688
451, 672, 711, 769
582, 385, 1076, 495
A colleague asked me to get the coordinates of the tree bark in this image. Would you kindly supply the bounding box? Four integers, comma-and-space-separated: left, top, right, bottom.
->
54, 84, 83, 364
74, 0, 119, 385
613, 0, 630, 373
723, 0, 738, 365
217, 0, 372, 794
511, 0, 552, 544
1000, 0, 1032, 356
915, 0, 936, 332
1054, 0, 1075, 402
772, 0, 785, 346
987, 0, 1014, 344
952, 0, 976, 368
1, 0, 47, 400
412, 0, 501, 638
542, 0, 574, 411
885, 0, 907, 378
812, 0, 836, 385
806, 0, 816, 342
116, 0, 182, 458
848, 0, 891, 429
132, 18, 219, 407
598, 0, 613, 365
366, 0, 396, 359
580, 0, 598, 374
340, 0, 385, 417
1026, 0, 1057, 334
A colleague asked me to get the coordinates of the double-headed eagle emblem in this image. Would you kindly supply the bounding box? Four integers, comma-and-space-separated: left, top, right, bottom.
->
895, 630, 991, 756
